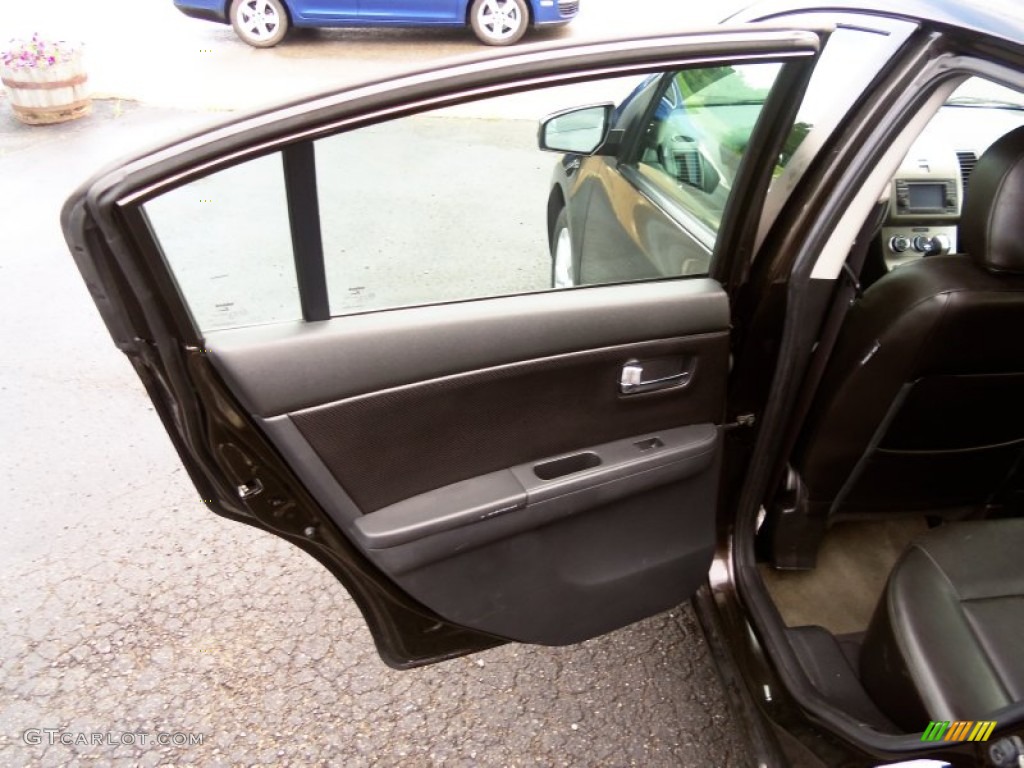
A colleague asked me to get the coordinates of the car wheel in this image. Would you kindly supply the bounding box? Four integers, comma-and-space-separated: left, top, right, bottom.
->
230, 0, 290, 48
469, 0, 528, 46
550, 207, 576, 289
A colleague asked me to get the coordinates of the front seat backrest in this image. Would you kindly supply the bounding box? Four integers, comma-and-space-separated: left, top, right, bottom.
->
784, 125, 1024, 565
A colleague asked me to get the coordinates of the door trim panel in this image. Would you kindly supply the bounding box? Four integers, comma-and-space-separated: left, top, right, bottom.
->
289, 332, 727, 512
387, 442, 721, 645
216, 283, 730, 644
205, 279, 728, 417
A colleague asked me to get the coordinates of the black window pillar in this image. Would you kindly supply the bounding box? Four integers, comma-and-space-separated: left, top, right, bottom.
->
282, 142, 330, 322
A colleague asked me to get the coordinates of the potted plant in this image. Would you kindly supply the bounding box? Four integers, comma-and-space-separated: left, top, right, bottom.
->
1, 34, 90, 125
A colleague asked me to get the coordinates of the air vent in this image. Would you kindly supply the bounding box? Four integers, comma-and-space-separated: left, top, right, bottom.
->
956, 151, 977, 196
673, 149, 703, 189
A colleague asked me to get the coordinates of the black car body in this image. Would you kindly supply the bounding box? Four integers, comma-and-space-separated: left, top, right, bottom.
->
62, 1, 1024, 765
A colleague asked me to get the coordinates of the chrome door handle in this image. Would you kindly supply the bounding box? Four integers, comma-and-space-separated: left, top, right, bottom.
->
620, 362, 691, 394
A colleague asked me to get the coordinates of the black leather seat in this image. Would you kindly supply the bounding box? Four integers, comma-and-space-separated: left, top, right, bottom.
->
779, 125, 1024, 566
861, 519, 1024, 730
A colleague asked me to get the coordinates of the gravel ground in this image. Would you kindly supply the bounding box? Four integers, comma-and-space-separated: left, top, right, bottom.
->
0, 500, 746, 766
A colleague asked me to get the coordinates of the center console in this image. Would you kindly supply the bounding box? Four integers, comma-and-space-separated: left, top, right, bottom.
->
880, 146, 969, 268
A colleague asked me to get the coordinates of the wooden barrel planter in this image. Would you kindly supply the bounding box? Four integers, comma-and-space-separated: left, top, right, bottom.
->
1, 49, 91, 125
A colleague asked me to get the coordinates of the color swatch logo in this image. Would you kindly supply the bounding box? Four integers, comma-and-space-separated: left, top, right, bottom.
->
921, 721, 997, 742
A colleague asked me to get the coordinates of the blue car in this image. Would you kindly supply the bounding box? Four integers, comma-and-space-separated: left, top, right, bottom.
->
173, 0, 578, 47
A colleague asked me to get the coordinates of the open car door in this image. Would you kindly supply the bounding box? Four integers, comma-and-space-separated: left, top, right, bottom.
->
62, 29, 821, 668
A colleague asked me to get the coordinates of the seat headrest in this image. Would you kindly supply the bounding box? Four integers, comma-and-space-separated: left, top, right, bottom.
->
962, 125, 1024, 274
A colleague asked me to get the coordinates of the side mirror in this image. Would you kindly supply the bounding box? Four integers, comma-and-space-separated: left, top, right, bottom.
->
538, 103, 615, 155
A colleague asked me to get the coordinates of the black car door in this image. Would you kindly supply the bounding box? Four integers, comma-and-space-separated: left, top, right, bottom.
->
62, 29, 822, 668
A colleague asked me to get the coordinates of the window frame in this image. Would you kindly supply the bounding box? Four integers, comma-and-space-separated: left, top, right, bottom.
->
108, 31, 824, 343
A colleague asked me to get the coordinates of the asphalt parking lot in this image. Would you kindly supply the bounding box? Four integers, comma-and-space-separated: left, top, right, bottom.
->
1, 3, 753, 764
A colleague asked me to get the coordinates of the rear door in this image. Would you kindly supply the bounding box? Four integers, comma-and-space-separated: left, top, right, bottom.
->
62, 30, 821, 667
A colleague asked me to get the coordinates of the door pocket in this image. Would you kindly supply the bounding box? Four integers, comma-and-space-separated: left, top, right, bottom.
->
534, 452, 602, 480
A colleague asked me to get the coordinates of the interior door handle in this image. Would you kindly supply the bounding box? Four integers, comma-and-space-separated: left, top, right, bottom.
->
620, 362, 691, 394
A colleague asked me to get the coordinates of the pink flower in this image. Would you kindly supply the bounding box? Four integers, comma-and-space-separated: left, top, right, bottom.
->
2, 34, 78, 70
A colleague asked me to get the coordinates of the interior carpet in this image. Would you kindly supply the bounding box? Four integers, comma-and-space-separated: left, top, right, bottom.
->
758, 517, 928, 634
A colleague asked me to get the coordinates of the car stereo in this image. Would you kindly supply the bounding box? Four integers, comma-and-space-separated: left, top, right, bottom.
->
893, 179, 958, 215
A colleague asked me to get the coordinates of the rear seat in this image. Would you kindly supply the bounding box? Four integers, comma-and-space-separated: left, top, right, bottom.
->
860, 519, 1024, 731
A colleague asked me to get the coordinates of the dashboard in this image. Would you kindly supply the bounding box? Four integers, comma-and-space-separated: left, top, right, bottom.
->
881, 90, 1024, 270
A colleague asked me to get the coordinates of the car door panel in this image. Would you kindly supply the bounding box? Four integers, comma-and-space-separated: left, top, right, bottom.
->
205, 279, 727, 418
579, 162, 664, 283
373, 463, 719, 644
285, 332, 725, 513
207, 279, 728, 643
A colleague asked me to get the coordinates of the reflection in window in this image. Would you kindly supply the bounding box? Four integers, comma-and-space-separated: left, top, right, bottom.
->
637, 63, 782, 237
314, 77, 642, 316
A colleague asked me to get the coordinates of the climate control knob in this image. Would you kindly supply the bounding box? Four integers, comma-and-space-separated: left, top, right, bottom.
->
913, 235, 934, 253
927, 234, 952, 255
889, 235, 911, 253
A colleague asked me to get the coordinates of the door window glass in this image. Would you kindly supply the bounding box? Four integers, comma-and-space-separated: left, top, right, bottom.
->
314, 78, 642, 316
138, 60, 802, 332
144, 153, 300, 331
634, 63, 783, 242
